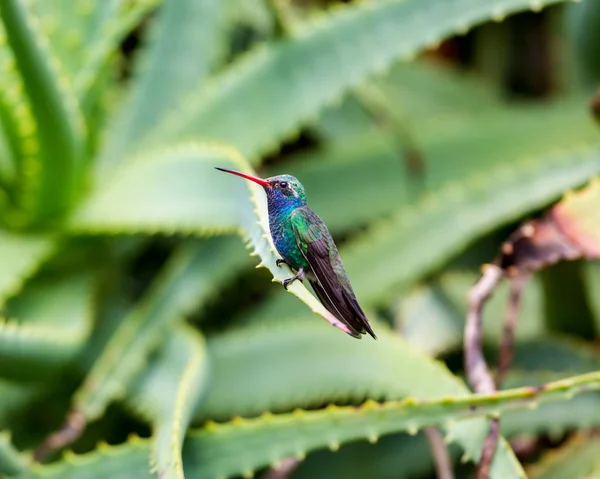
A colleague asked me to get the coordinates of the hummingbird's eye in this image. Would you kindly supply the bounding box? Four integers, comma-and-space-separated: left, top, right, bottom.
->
279, 181, 288, 189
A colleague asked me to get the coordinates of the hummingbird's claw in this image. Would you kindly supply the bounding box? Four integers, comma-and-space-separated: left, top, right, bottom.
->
282, 267, 306, 290
276, 259, 286, 268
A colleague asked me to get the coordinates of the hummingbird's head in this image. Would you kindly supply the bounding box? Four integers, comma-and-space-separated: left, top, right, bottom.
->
264, 174, 307, 204
215, 168, 307, 207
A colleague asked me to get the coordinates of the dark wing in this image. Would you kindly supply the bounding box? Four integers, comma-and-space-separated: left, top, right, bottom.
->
290, 207, 376, 339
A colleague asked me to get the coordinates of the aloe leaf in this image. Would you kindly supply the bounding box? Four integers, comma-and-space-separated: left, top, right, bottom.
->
342, 146, 600, 306
0, 380, 41, 426
397, 284, 464, 356
528, 434, 600, 479
250, 144, 600, 322
0, 431, 29, 476
100, 0, 225, 172
282, 100, 599, 234
0, 271, 94, 381
130, 326, 209, 479
293, 432, 454, 479
73, 0, 160, 104
70, 143, 356, 334
21, 369, 600, 479
140, 0, 569, 163
0, 22, 36, 206
28, 0, 122, 83
0, 231, 55, 308
26, 0, 158, 109
70, 145, 249, 235
73, 236, 246, 422
198, 320, 523, 477
316, 59, 503, 144
0, 0, 85, 222
17, 437, 152, 479
185, 368, 600, 479
0, 102, 16, 185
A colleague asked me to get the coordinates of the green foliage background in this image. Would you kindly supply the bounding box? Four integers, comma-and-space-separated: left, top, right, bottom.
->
0, 0, 599, 478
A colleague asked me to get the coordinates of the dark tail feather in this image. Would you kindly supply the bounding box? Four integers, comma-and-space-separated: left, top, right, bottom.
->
309, 279, 376, 339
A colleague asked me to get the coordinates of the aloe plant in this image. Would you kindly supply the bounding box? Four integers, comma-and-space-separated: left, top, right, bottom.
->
1, 0, 600, 478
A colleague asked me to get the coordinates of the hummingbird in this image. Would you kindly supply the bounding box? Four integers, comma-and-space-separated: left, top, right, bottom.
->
215, 167, 376, 339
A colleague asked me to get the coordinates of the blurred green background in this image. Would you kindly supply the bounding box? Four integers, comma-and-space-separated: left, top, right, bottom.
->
0, 0, 600, 478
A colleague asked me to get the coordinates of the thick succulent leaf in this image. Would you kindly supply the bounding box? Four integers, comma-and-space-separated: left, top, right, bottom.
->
130, 326, 208, 479
293, 432, 457, 479
17, 438, 152, 479
342, 146, 600, 306
0, 100, 16, 184
0, 431, 29, 476
0, 231, 55, 308
528, 435, 600, 479
198, 320, 523, 477
70, 143, 356, 334
497, 337, 600, 439
397, 284, 465, 356
185, 370, 600, 479
250, 145, 600, 322
19, 369, 600, 479
100, 0, 225, 173
140, 0, 568, 163
74, 237, 247, 422
0, 0, 85, 221
70, 145, 249, 235
0, 380, 41, 427
26, 0, 159, 110
0, 271, 94, 381
0, 22, 37, 203
315, 59, 503, 144
223, 0, 274, 36
282, 100, 600, 234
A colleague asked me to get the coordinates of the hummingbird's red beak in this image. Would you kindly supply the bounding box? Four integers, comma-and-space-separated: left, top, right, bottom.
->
215, 167, 271, 188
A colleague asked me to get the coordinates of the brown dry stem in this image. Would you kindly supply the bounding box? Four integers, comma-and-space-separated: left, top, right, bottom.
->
424, 426, 455, 479
34, 410, 86, 462
261, 458, 302, 479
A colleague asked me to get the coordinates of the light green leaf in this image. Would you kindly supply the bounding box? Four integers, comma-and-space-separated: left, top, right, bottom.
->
27, 0, 159, 107
74, 236, 247, 422
141, 0, 569, 163
342, 145, 600, 306
397, 284, 464, 356
23, 368, 600, 479
0, 0, 85, 221
70, 143, 360, 336
0, 231, 55, 307
70, 145, 249, 235
249, 143, 600, 322
0, 379, 41, 426
130, 326, 209, 479
198, 320, 523, 477
0, 21, 36, 201
0, 271, 94, 381
281, 100, 600, 234
100, 0, 225, 172
0, 431, 29, 476
0, 101, 16, 184
528, 435, 600, 479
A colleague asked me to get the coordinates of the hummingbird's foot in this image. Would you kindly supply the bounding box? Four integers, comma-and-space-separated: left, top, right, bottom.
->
282, 267, 306, 290
276, 259, 287, 268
